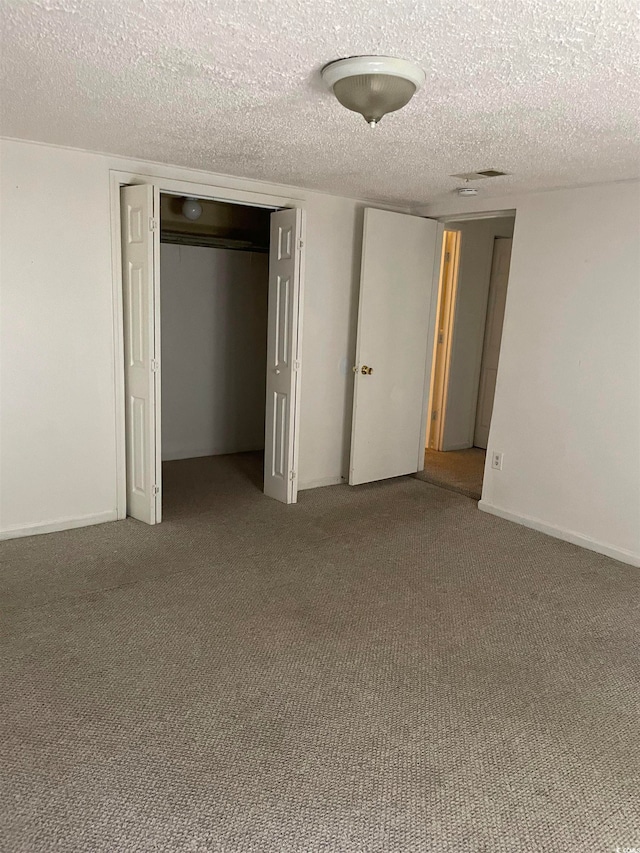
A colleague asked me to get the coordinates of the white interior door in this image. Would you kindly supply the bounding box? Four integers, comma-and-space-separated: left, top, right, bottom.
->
264, 208, 304, 503
474, 237, 513, 449
120, 184, 159, 524
350, 208, 442, 485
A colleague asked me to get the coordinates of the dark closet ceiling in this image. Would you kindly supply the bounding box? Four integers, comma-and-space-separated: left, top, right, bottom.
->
160, 195, 271, 252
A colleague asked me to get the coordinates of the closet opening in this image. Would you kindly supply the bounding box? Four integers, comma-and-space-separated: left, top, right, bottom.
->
159, 194, 271, 519
118, 174, 305, 525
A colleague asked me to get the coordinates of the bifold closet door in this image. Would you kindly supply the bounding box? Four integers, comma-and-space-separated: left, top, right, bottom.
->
264, 207, 304, 504
120, 184, 159, 524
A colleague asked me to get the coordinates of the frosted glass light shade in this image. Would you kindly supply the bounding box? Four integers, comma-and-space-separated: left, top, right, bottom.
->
182, 197, 203, 221
333, 74, 417, 124
322, 56, 425, 127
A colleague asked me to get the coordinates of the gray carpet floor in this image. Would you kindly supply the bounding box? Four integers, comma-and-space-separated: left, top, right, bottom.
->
414, 448, 486, 500
1, 453, 639, 852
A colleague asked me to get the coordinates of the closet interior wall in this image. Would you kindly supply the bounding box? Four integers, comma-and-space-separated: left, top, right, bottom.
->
160, 196, 271, 462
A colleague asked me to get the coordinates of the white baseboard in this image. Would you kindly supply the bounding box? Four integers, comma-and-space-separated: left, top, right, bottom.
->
0, 511, 118, 542
298, 475, 345, 491
478, 500, 640, 568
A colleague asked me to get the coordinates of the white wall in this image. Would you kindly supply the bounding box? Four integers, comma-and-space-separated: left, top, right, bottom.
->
0, 142, 118, 535
421, 181, 640, 566
160, 244, 268, 461
2, 136, 638, 567
0, 137, 395, 537
442, 216, 515, 450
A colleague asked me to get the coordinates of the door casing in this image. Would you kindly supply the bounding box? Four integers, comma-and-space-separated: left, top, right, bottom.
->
474, 237, 513, 449
426, 229, 462, 452
110, 170, 306, 520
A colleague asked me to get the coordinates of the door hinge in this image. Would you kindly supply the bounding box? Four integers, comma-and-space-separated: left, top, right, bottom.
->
151, 359, 159, 372
149, 217, 158, 232
152, 485, 160, 495
293, 360, 301, 372
438, 332, 444, 344
289, 471, 296, 481
298, 239, 304, 249
432, 410, 438, 421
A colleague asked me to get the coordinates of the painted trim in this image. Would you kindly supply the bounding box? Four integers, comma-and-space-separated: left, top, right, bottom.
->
111, 169, 308, 521
152, 185, 162, 524
478, 500, 640, 568
298, 476, 345, 490
290, 209, 307, 504
0, 511, 118, 542
110, 169, 305, 214
109, 173, 127, 520
436, 209, 517, 223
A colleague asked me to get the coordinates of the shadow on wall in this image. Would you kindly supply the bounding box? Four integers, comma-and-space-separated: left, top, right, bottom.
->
341, 205, 366, 479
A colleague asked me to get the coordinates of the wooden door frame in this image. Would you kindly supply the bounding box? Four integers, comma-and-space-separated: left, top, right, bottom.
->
110, 170, 306, 521
416, 221, 445, 471
426, 229, 462, 451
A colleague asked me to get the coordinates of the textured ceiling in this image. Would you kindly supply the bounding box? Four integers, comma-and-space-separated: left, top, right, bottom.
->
1, 0, 639, 205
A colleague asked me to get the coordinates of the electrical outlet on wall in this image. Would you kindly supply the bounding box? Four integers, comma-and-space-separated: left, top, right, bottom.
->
491, 452, 503, 471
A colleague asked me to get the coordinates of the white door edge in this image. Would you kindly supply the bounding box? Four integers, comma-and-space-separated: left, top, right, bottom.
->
289, 210, 306, 504
120, 183, 157, 524
152, 184, 162, 522
264, 207, 305, 504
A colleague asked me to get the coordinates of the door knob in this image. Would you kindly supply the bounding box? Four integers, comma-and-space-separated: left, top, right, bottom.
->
361, 365, 373, 375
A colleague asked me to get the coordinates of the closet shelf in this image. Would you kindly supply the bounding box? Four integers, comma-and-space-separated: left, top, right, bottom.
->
160, 230, 268, 252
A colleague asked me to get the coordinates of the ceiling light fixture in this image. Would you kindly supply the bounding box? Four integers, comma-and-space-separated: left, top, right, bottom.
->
321, 56, 426, 128
182, 197, 203, 221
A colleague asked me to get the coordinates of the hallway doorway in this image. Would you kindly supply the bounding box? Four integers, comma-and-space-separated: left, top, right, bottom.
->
423, 211, 515, 500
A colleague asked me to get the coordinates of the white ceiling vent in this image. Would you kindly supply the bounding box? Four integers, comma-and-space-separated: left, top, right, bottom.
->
451, 170, 509, 181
